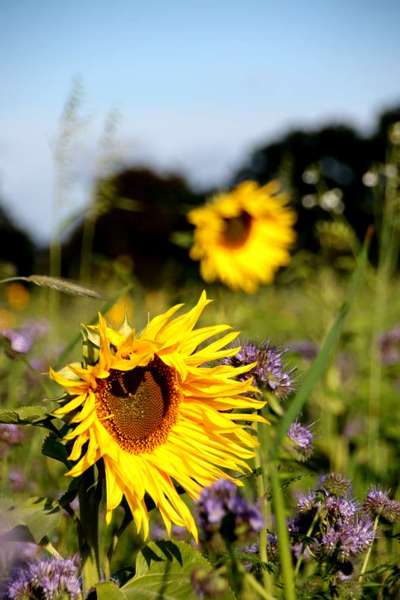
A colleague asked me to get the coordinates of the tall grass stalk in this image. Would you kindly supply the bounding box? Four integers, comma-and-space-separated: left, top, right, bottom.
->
367, 139, 400, 470
79, 110, 119, 282
50, 80, 84, 324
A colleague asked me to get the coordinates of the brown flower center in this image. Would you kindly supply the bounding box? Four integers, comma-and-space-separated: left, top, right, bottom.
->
221, 211, 252, 248
96, 356, 180, 453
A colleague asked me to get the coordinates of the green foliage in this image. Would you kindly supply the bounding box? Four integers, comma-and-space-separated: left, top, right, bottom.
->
42, 432, 69, 465
121, 542, 234, 600
0, 405, 50, 424
0, 496, 61, 544
95, 581, 127, 599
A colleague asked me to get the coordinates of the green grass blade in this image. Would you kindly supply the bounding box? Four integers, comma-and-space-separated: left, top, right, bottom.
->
270, 462, 296, 600
271, 233, 370, 458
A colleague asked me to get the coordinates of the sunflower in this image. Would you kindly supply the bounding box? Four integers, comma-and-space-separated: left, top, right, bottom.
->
188, 180, 296, 293
50, 292, 265, 541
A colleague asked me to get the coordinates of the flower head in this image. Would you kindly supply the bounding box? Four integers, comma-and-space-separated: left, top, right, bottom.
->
320, 473, 352, 497
6, 558, 81, 600
0, 319, 48, 356
364, 488, 400, 522
188, 180, 296, 293
0, 425, 24, 447
227, 341, 294, 399
197, 479, 263, 543
287, 422, 313, 460
335, 518, 375, 561
50, 292, 265, 541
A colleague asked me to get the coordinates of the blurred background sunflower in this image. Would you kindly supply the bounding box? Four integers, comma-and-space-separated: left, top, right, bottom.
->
188, 180, 296, 293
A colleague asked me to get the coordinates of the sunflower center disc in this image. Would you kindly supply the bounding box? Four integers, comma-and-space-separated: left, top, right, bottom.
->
222, 211, 252, 248
96, 357, 179, 453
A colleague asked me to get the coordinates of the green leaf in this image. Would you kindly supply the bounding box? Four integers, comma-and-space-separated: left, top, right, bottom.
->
0, 497, 61, 544
95, 582, 127, 600
0, 405, 50, 424
81, 325, 100, 368
42, 433, 69, 465
0, 275, 101, 299
122, 542, 234, 600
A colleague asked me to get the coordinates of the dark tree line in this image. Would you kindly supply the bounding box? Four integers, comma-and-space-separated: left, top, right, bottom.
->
0, 105, 399, 283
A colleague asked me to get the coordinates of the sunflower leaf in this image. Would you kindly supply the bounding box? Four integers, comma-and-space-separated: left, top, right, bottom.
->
95, 582, 127, 600
0, 405, 50, 424
123, 541, 234, 600
42, 432, 69, 465
0, 497, 61, 544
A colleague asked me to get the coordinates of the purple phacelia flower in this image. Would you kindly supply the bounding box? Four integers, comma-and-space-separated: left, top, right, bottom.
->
227, 341, 294, 399
364, 488, 400, 522
324, 496, 358, 522
0, 319, 48, 357
197, 480, 263, 543
320, 527, 341, 556
296, 491, 318, 513
0, 424, 24, 446
320, 473, 352, 497
6, 557, 81, 600
287, 422, 313, 460
337, 518, 375, 560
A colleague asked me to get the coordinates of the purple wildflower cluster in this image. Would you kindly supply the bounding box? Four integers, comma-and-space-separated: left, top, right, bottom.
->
197, 480, 263, 544
0, 319, 48, 356
6, 557, 81, 600
227, 341, 294, 399
289, 473, 375, 578
0, 424, 24, 447
287, 422, 313, 460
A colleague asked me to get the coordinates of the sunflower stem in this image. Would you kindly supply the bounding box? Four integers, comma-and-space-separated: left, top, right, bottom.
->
78, 467, 102, 593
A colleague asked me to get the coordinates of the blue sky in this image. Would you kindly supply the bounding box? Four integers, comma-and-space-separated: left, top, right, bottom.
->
1, 1, 400, 242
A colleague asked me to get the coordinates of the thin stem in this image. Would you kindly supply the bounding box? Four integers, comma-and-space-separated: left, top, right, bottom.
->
358, 515, 379, 585
245, 572, 276, 600
80, 213, 96, 282
269, 462, 296, 600
226, 542, 243, 598
294, 507, 321, 576
43, 541, 63, 559
254, 420, 274, 595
